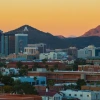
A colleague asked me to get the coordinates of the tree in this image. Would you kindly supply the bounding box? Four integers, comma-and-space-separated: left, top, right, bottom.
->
47, 79, 55, 86
20, 82, 38, 94
50, 68, 54, 72
19, 66, 28, 76
0, 62, 7, 68
76, 79, 86, 90
34, 76, 37, 85
24, 65, 28, 69
1, 76, 14, 86
32, 62, 39, 71
54, 64, 58, 70
3, 85, 13, 93
16, 61, 23, 69
73, 58, 86, 71
13, 81, 38, 94
0, 63, 4, 67
42, 59, 47, 64
45, 65, 49, 71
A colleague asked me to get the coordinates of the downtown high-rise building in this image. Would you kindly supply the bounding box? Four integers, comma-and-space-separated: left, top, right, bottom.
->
15, 34, 28, 54
1, 33, 28, 56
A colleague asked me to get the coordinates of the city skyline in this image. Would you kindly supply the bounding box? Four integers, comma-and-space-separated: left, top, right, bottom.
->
0, 0, 100, 36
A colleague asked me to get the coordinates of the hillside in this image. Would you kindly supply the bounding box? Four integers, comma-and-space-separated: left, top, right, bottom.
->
81, 25, 100, 37
4, 25, 65, 49
3, 25, 100, 49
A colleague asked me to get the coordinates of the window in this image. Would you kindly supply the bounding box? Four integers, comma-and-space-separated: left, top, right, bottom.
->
80, 94, 83, 97
74, 94, 77, 96
87, 95, 89, 97
69, 94, 71, 96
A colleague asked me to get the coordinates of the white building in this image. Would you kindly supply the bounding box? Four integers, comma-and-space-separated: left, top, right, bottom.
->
28, 43, 46, 53
39, 91, 62, 100
39, 52, 67, 60
77, 45, 100, 58
24, 47, 39, 55
60, 89, 100, 100
39, 52, 57, 60
0, 67, 19, 76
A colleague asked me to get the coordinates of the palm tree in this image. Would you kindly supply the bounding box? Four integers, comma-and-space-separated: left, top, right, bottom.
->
54, 64, 58, 70
34, 76, 37, 85
42, 59, 47, 64
45, 65, 49, 71
32, 62, 39, 71
50, 68, 54, 72
47, 80, 54, 86
16, 61, 23, 69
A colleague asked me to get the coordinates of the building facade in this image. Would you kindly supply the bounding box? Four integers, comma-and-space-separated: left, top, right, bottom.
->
15, 34, 28, 54
12, 76, 46, 86
39, 52, 67, 60
24, 47, 38, 55
28, 43, 46, 53
28, 71, 100, 83
60, 90, 100, 100
78, 45, 100, 58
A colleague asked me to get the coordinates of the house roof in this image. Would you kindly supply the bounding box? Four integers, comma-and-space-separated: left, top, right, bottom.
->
38, 91, 59, 97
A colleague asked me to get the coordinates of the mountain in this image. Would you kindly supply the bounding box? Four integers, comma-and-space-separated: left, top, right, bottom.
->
56, 35, 65, 39
67, 35, 76, 38
81, 25, 100, 37
4, 25, 65, 49
3, 25, 100, 49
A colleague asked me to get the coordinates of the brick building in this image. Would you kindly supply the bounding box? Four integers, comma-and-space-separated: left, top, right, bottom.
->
78, 65, 100, 72
28, 71, 100, 83
7, 61, 66, 70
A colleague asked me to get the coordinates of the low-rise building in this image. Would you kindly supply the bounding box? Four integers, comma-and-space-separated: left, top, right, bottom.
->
60, 89, 100, 100
78, 65, 100, 72
28, 43, 46, 53
39, 91, 62, 100
78, 45, 100, 59
24, 47, 39, 55
0, 67, 19, 76
12, 76, 46, 86
81, 85, 100, 91
28, 71, 100, 83
39, 52, 67, 60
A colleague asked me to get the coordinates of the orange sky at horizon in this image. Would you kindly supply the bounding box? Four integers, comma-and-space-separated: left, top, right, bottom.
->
0, 0, 100, 37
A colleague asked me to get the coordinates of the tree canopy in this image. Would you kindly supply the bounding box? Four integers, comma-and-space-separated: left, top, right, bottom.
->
76, 79, 86, 90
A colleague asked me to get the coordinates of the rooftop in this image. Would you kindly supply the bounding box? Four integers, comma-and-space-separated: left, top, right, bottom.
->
0, 94, 42, 100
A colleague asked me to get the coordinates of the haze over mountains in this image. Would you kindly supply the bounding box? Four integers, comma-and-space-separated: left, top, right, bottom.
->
3, 25, 100, 49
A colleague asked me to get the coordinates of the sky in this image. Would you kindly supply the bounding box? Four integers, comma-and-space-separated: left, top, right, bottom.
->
0, 0, 100, 37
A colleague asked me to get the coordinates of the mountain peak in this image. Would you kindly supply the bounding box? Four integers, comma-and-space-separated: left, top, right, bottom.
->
81, 25, 100, 37
56, 35, 65, 39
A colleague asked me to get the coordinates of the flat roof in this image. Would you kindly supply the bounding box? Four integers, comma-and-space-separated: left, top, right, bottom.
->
0, 94, 41, 100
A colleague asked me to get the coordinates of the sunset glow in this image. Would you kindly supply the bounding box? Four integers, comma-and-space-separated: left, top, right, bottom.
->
0, 0, 100, 36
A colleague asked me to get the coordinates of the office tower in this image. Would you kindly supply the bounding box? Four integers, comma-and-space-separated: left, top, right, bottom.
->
1, 34, 9, 56
1, 34, 15, 56
15, 34, 28, 54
